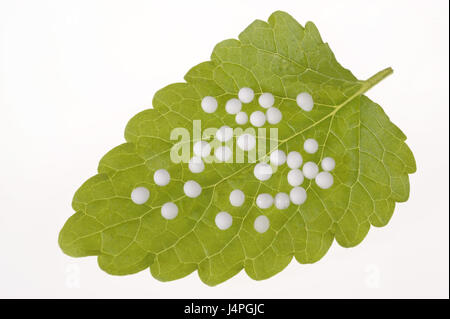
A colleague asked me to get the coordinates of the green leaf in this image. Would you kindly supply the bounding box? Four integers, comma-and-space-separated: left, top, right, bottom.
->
59, 11, 416, 286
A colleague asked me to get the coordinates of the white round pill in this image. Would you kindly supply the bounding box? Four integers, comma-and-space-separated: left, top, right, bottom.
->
274, 192, 290, 210
235, 111, 248, 125
266, 107, 282, 124
253, 163, 273, 181
258, 93, 275, 108
315, 171, 334, 189
304, 138, 319, 154
225, 98, 242, 114
154, 169, 170, 186
256, 193, 273, 209
188, 156, 205, 173
321, 157, 335, 171
193, 141, 211, 158
161, 202, 178, 220
214, 146, 232, 162
131, 187, 150, 204
201, 96, 218, 113
303, 162, 319, 179
296, 92, 314, 111
229, 189, 245, 207
286, 151, 303, 169
238, 87, 254, 103
237, 133, 256, 151
254, 215, 270, 233
250, 111, 266, 127
183, 180, 202, 198
287, 169, 304, 186
270, 150, 286, 166
216, 125, 233, 142
290, 187, 307, 205
215, 212, 233, 230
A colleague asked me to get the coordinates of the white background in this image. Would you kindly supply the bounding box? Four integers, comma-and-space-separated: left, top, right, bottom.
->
0, 0, 448, 299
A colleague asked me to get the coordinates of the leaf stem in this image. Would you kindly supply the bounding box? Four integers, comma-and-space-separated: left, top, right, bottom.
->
363, 67, 393, 90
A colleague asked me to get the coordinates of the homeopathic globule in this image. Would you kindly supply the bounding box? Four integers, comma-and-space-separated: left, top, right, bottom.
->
58, 11, 416, 286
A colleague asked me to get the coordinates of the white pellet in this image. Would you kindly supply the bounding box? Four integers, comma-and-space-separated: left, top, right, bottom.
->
225, 98, 242, 114
266, 107, 282, 125
131, 187, 150, 205
201, 96, 218, 113
258, 93, 275, 108
296, 92, 314, 111
235, 111, 248, 125
154, 169, 170, 186
315, 171, 334, 189
304, 138, 319, 154
254, 215, 270, 233
216, 125, 233, 142
237, 133, 256, 151
229, 189, 245, 207
188, 156, 205, 173
193, 141, 211, 158
238, 87, 254, 103
214, 146, 232, 162
270, 150, 286, 166
215, 212, 233, 230
303, 162, 319, 179
321, 157, 336, 171
290, 187, 307, 205
287, 169, 304, 186
274, 192, 290, 210
183, 180, 202, 198
250, 111, 266, 127
286, 151, 303, 169
161, 202, 178, 220
256, 193, 273, 209
253, 163, 273, 181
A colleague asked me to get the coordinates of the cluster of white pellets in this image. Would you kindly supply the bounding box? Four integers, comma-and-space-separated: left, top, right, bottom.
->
236, 88, 281, 127
198, 90, 336, 234
201, 88, 285, 128
129, 153, 334, 234
128, 90, 327, 234
188, 131, 258, 173
214, 125, 234, 162
194, 133, 258, 172
199, 89, 317, 171
201, 88, 315, 128
196, 89, 316, 173
215, 185, 310, 234
213, 189, 271, 234
130, 169, 203, 221
255, 192, 291, 210
253, 138, 335, 188
254, 189, 307, 209
214, 210, 271, 232
190, 140, 211, 173
237, 133, 256, 151
251, 138, 336, 210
